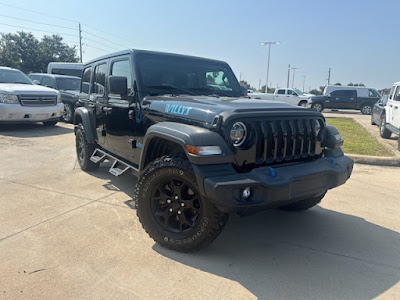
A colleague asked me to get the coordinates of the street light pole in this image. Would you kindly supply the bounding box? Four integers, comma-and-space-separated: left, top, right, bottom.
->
261, 41, 280, 93
291, 66, 300, 89
287, 64, 290, 88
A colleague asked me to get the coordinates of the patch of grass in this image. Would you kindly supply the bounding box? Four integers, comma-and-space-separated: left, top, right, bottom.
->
325, 117, 392, 156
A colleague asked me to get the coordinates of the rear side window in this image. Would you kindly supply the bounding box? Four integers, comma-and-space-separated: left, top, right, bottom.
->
81, 67, 92, 95
110, 59, 132, 95
343, 90, 354, 97
277, 89, 285, 95
93, 63, 107, 95
368, 89, 380, 97
41, 76, 55, 88
394, 86, 400, 101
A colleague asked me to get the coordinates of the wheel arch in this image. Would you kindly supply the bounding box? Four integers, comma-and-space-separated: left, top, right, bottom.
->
73, 107, 97, 144
139, 122, 233, 171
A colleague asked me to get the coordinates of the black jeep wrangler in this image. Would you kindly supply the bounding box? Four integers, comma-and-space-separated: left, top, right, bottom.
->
74, 49, 353, 252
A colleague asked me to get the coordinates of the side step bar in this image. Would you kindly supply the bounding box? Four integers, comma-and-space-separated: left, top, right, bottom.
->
90, 148, 135, 177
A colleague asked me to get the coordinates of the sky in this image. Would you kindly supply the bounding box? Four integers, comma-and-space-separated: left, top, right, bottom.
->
0, 0, 398, 91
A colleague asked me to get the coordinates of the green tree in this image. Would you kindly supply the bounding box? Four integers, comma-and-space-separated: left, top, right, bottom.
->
309, 89, 322, 95
259, 85, 274, 93
0, 31, 79, 74
239, 80, 255, 91
334, 82, 342, 85
348, 83, 354, 86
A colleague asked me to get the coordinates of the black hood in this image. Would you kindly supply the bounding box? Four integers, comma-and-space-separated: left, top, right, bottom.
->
145, 95, 322, 126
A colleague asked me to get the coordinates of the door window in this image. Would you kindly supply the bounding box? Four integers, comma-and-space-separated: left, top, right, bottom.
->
93, 63, 107, 95
394, 86, 400, 101
343, 90, 354, 98
110, 59, 132, 95
368, 89, 380, 97
81, 67, 92, 95
276, 89, 285, 95
41, 76, 55, 88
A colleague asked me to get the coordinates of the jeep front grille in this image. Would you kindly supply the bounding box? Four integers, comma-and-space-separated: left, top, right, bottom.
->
19, 95, 57, 106
229, 117, 324, 167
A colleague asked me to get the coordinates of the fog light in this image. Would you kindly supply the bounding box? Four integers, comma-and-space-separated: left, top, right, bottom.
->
242, 187, 251, 200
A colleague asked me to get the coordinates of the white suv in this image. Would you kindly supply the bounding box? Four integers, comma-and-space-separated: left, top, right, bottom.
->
380, 81, 400, 150
0, 67, 63, 126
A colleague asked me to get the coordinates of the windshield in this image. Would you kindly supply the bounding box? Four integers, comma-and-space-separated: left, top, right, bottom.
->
0, 69, 32, 84
56, 77, 80, 91
294, 89, 306, 95
51, 68, 83, 78
136, 53, 243, 97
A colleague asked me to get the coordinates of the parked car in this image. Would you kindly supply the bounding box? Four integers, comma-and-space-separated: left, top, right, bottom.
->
0, 67, 62, 126
47, 62, 83, 78
371, 95, 388, 126
379, 82, 400, 150
323, 85, 381, 98
73, 49, 353, 252
309, 88, 380, 114
248, 88, 310, 107
29, 73, 80, 123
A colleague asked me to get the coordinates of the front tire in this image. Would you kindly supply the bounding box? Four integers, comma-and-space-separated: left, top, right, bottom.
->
75, 123, 99, 171
61, 103, 74, 123
279, 192, 326, 211
379, 116, 391, 139
135, 155, 229, 252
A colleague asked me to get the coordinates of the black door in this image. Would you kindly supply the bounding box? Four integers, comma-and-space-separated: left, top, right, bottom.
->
329, 90, 356, 109
102, 58, 141, 165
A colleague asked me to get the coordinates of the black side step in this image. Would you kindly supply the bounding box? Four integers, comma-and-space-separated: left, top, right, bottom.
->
90, 148, 135, 177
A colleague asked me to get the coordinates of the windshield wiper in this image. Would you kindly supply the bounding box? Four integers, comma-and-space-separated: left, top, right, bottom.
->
145, 85, 197, 96
189, 87, 232, 97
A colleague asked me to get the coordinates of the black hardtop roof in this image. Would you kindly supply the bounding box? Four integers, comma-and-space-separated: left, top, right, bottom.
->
84, 49, 229, 66
29, 73, 80, 80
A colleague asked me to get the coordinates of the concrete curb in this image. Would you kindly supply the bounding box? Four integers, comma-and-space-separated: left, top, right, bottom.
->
347, 154, 400, 167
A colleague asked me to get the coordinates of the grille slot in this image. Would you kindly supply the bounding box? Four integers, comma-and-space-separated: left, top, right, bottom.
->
19, 95, 57, 106
252, 118, 321, 165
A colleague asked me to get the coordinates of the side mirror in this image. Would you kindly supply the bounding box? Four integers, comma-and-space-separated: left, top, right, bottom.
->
327, 94, 331, 98
109, 76, 127, 96
32, 80, 40, 85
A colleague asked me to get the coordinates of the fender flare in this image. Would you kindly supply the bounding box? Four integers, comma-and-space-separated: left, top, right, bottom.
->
73, 107, 97, 144
139, 122, 233, 171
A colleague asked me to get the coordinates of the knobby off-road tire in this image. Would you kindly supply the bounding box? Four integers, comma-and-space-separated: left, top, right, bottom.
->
280, 192, 327, 211
379, 116, 392, 139
75, 123, 99, 171
135, 155, 229, 252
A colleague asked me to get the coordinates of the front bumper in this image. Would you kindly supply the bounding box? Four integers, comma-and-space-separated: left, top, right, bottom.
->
201, 155, 354, 213
0, 103, 63, 122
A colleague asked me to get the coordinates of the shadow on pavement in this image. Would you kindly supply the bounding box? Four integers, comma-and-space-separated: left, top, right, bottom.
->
154, 206, 400, 299
0, 122, 73, 137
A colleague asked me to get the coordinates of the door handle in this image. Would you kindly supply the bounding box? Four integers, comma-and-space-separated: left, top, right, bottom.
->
390, 105, 393, 107
102, 107, 112, 112
336, 98, 339, 100
395, 106, 399, 109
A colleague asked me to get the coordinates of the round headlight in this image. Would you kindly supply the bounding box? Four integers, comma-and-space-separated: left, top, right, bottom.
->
230, 122, 247, 146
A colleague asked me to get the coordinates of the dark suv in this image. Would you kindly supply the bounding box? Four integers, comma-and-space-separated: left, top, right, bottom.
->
29, 73, 80, 123
74, 49, 353, 252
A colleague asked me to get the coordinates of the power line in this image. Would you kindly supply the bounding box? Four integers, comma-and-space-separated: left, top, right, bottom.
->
0, 22, 77, 37
82, 23, 133, 45
0, 2, 78, 24
0, 14, 77, 30
82, 36, 121, 52
84, 44, 110, 54
82, 30, 129, 49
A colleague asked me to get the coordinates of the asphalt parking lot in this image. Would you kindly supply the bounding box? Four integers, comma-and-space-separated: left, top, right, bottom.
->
0, 122, 399, 300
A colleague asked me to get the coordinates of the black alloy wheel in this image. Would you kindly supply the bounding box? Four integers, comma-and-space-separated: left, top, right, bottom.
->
151, 178, 201, 233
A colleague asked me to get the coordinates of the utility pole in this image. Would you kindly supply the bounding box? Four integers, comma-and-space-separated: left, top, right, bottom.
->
302, 75, 307, 91
287, 64, 291, 88
79, 23, 83, 63
258, 79, 261, 90
327, 67, 331, 85
239, 72, 242, 81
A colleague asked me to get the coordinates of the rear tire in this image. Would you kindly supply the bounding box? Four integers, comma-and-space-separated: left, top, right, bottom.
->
135, 155, 229, 252
312, 102, 323, 112
279, 192, 326, 211
379, 116, 391, 139
75, 123, 99, 171
361, 104, 372, 115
